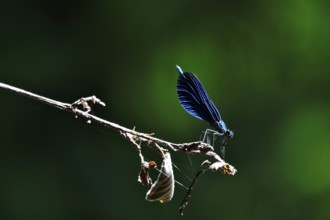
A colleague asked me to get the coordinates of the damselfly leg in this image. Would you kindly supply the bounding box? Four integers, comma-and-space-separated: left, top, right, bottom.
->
200, 129, 226, 159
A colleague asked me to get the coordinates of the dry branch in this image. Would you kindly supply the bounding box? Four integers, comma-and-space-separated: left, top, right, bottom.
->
0, 81, 237, 214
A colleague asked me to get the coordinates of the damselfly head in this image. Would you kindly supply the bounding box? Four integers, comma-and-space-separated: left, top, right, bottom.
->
226, 129, 234, 139
218, 121, 234, 139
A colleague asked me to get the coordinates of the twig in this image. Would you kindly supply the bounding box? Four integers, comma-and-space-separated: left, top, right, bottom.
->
0, 82, 236, 174
179, 167, 206, 215
0, 81, 237, 213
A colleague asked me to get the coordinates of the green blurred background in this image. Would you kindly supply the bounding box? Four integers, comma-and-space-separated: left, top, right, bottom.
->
1, 0, 330, 219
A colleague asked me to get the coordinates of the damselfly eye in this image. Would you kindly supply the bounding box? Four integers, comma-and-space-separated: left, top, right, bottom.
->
226, 130, 234, 139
